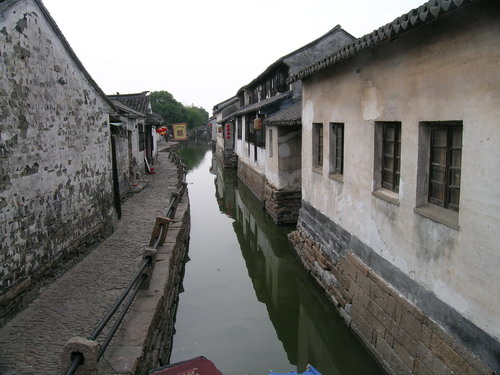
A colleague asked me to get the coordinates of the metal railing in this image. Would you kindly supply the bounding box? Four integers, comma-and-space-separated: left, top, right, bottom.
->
63, 150, 187, 375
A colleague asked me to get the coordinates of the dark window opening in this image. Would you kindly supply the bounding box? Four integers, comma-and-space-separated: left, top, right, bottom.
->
429, 123, 462, 211
313, 123, 323, 168
381, 122, 401, 192
237, 117, 242, 139
330, 123, 344, 175
277, 70, 288, 93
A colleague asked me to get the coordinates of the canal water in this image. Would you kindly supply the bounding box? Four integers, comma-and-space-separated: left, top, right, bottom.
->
170, 143, 384, 375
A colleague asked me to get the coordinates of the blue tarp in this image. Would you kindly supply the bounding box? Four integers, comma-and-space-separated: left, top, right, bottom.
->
269, 365, 322, 375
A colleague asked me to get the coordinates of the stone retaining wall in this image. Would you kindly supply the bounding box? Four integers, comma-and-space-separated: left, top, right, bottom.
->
214, 144, 237, 169
288, 208, 494, 375
237, 160, 266, 203
97, 182, 191, 375
137, 198, 190, 373
263, 181, 301, 225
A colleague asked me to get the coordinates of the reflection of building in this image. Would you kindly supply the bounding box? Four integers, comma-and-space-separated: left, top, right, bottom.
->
221, 174, 300, 364
296, 277, 384, 375
214, 167, 382, 374
213, 156, 237, 218
288, 1, 499, 374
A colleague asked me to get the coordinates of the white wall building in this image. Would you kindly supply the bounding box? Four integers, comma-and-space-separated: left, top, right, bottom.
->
232, 26, 355, 224
288, 0, 500, 373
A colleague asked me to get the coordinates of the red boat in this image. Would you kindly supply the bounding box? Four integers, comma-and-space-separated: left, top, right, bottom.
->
150, 357, 321, 375
150, 356, 223, 375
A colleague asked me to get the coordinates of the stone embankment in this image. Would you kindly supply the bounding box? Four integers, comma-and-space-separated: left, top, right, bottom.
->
288, 223, 494, 375
0, 145, 191, 375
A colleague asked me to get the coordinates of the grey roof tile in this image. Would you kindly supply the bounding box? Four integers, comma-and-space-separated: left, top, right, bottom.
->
108, 92, 151, 114
232, 92, 291, 117
288, 0, 479, 83
263, 101, 302, 127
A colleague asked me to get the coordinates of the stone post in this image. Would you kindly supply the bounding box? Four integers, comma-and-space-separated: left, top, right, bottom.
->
61, 337, 99, 375
141, 247, 157, 290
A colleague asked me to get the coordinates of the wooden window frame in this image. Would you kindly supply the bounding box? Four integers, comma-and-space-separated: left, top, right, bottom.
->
428, 123, 462, 212
255, 123, 266, 148
245, 114, 254, 143
237, 116, 242, 139
329, 123, 344, 176
268, 129, 273, 158
381, 122, 401, 193
313, 123, 324, 170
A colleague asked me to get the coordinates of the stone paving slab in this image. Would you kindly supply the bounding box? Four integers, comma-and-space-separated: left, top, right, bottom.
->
0, 147, 179, 375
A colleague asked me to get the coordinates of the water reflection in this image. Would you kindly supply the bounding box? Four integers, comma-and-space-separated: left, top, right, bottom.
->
171, 145, 384, 375
213, 156, 384, 375
176, 141, 212, 170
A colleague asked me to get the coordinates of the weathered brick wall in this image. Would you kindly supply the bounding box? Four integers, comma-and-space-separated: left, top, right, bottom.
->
288, 205, 495, 375
0, 0, 116, 325
263, 180, 300, 225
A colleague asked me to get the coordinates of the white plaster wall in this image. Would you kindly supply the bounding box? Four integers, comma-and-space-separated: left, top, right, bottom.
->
127, 118, 142, 172
266, 126, 302, 190
301, 6, 500, 340
235, 116, 266, 175
266, 126, 280, 187
235, 136, 243, 158
152, 131, 159, 161
210, 119, 217, 142
216, 125, 224, 150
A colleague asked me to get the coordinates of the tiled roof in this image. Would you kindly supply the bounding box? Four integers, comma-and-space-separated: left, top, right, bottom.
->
110, 99, 144, 117
222, 103, 239, 118
246, 25, 354, 89
213, 96, 238, 111
232, 92, 292, 117
263, 101, 302, 127
147, 113, 164, 126
288, 0, 480, 83
219, 103, 239, 123
108, 92, 151, 114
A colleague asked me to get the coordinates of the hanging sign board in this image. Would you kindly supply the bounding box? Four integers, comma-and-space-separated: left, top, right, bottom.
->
172, 123, 188, 140
254, 118, 262, 131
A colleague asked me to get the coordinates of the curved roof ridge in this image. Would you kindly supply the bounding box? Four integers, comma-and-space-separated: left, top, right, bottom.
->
288, 0, 479, 83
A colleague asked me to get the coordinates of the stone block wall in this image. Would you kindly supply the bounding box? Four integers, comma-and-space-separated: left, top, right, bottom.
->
222, 149, 237, 169
214, 143, 237, 169
0, 1, 116, 325
237, 159, 265, 202
263, 180, 301, 225
135, 198, 190, 373
288, 211, 495, 375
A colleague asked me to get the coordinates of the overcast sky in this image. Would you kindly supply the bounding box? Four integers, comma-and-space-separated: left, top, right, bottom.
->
42, 0, 425, 113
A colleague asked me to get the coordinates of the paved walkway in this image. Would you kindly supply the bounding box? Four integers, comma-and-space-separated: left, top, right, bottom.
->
0, 146, 179, 375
